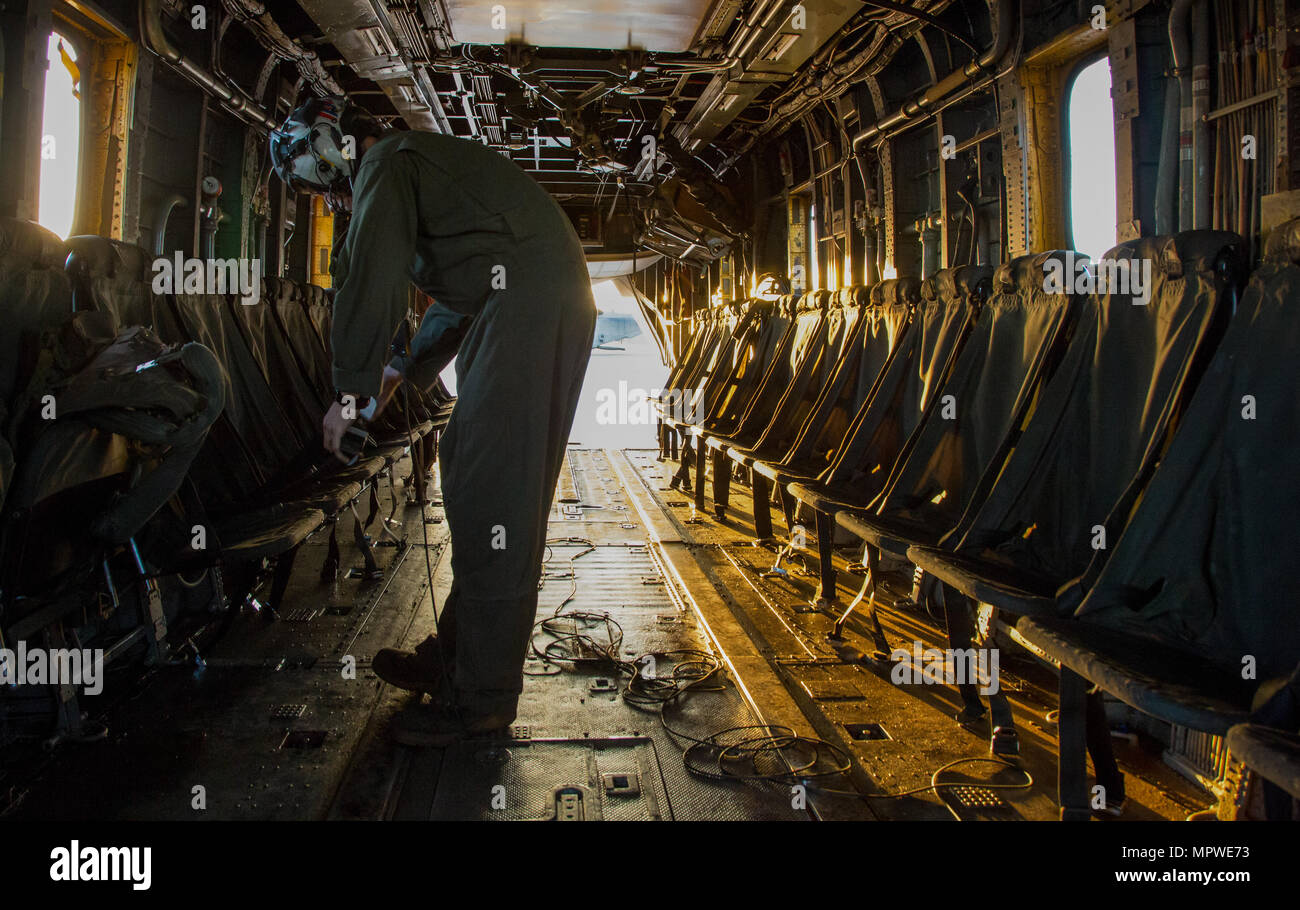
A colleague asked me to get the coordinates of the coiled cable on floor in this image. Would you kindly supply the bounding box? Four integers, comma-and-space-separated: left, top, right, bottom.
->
529, 537, 625, 669
528, 534, 858, 795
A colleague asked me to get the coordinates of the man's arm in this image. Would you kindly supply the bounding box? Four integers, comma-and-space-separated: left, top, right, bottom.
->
322, 150, 423, 460
329, 150, 421, 399
389, 302, 474, 393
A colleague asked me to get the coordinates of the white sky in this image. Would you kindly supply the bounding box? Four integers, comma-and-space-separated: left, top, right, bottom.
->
38, 33, 81, 239
1068, 57, 1118, 261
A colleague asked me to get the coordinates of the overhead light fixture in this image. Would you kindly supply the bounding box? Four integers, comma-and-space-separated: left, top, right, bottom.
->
764, 33, 800, 62
362, 26, 392, 57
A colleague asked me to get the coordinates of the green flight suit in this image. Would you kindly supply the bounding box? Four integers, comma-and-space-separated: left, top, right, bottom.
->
330, 131, 595, 715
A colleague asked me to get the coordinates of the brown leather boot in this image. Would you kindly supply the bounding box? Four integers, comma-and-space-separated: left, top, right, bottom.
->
371, 636, 451, 697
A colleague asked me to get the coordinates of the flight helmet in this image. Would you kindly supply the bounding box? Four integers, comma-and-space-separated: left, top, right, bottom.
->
269, 95, 355, 195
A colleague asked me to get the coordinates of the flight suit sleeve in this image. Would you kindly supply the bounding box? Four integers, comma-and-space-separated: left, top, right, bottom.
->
390, 301, 474, 393
329, 151, 421, 398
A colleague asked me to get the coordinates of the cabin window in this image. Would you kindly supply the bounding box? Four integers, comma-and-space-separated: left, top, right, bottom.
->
1065, 56, 1117, 261
38, 32, 83, 238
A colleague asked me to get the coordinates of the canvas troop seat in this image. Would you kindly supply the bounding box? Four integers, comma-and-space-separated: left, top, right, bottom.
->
62, 237, 327, 567
0, 221, 222, 639
784, 273, 969, 603
656, 302, 735, 448
700, 290, 834, 514
660, 300, 743, 447
908, 231, 1245, 617
0, 219, 75, 513
686, 298, 783, 435
61, 235, 435, 616
719, 287, 870, 524
1013, 220, 1298, 818
827, 258, 1081, 644
660, 299, 754, 457
749, 281, 913, 545
0, 221, 115, 613
666, 295, 792, 491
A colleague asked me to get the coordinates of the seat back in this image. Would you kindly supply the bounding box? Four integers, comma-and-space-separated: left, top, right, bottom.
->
779, 286, 875, 467
685, 299, 764, 418
228, 276, 328, 448
0, 220, 74, 409
953, 231, 1245, 589
1075, 222, 1298, 678
305, 284, 333, 348
268, 278, 336, 408
166, 286, 309, 500
747, 287, 868, 457
664, 305, 726, 395
699, 294, 796, 430
873, 259, 1078, 532
0, 220, 73, 517
816, 275, 963, 500
720, 290, 829, 440
64, 236, 166, 330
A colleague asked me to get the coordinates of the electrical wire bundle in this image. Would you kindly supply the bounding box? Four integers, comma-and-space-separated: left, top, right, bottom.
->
525, 533, 1033, 815
528, 537, 629, 669
529, 541, 857, 796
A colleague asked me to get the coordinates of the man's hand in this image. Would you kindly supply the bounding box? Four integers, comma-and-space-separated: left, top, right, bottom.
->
323, 400, 356, 463
374, 364, 404, 418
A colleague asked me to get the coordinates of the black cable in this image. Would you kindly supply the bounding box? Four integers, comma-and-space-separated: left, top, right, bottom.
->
860, 1, 984, 61
523, 533, 858, 796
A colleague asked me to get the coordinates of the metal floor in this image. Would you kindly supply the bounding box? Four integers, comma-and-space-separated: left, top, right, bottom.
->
0, 447, 1213, 821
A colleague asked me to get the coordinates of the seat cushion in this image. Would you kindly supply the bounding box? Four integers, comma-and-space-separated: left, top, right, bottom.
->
906, 544, 1056, 615
215, 504, 325, 561
1225, 724, 1300, 800
1017, 614, 1256, 734
835, 508, 940, 558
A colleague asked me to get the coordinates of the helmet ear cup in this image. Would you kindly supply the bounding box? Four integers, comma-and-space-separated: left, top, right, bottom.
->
270, 96, 354, 193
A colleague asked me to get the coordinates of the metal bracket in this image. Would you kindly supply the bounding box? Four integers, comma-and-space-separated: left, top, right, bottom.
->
129, 538, 169, 663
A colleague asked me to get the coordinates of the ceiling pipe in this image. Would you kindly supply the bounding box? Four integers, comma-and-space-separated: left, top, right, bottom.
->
139, 0, 277, 130
152, 193, 188, 256
1191, 0, 1212, 230
1168, 0, 1195, 232
219, 0, 345, 98
1155, 63, 1181, 231
850, 0, 1016, 153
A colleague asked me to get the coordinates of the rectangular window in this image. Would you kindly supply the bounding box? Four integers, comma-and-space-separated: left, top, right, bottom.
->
38, 32, 82, 238
1067, 57, 1118, 261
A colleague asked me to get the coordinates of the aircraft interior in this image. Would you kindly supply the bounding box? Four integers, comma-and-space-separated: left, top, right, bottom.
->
0, 0, 1297, 858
